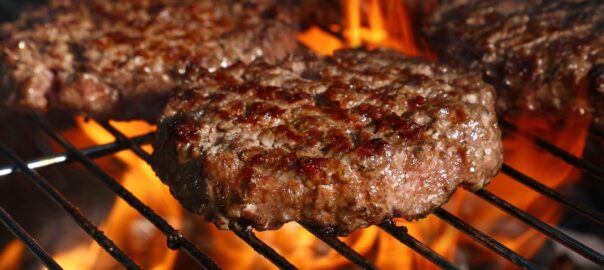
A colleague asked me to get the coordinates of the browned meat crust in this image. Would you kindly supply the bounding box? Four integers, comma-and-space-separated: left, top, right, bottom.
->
0, 0, 297, 121
151, 49, 503, 235
425, 0, 604, 128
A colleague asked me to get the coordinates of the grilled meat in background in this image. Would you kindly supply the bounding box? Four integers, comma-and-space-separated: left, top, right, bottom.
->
0, 0, 297, 122
425, 0, 604, 130
151, 49, 503, 235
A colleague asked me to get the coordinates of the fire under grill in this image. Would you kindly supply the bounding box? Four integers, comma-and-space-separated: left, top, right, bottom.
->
0, 114, 603, 269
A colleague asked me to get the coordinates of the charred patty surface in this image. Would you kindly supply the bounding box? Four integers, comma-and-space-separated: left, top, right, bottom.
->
151, 49, 503, 235
0, 0, 296, 121
426, 0, 604, 127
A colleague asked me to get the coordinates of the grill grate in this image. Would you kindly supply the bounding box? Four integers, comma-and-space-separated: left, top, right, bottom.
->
1, 114, 603, 270
0, 143, 141, 269
0, 207, 60, 270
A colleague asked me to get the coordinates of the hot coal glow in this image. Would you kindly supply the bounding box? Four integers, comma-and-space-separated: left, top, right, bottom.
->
0, 0, 596, 269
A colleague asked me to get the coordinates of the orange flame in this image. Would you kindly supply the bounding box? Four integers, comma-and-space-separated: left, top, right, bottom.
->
0, 240, 24, 270
47, 119, 182, 269
298, 0, 425, 57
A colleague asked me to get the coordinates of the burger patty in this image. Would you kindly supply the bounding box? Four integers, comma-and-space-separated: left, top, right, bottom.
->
0, 0, 297, 121
425, 0, 604, 128
151, 49, 503, 235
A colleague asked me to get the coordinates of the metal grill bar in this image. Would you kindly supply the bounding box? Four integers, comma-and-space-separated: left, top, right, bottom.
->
0, 207, 62, 270
230, 223, 298, 269
97, 122, 153, 163
33, 117, 220, 270
500, 120, 604, 181
433, 208, 539, 270
0, 144, 141, 270
473, 189, 604, 266
502, 164, 604, 226
0, 133, 153, 177
96, 120, 298, 269
379, 220, 459, 270
300, 223, 378, 270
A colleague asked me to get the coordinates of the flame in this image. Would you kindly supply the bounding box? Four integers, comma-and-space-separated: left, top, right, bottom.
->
298, 0, 425, 57
47, 118, 182, 270
0, 240, 24, 270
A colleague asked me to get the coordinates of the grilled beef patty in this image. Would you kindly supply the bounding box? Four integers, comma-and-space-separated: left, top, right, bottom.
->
0, 0, 297, 121
426, 0, 604, 128
151, 49, 503, 235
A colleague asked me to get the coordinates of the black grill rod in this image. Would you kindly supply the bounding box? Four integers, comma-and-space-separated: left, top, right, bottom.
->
500, 120, 604, 181
0, 207, 62, 270
0, 133, 153, 177
230, 223, 298, 270
502, 164, 604, 226
34, 117, 221, 270
300, 223, 379, 270
379, 220, 459, 270
98, 121, 298, 269
473, 189, 604, 266
0, 144, 141, 270
97, 121, 153, 164
433, 208, 539, 270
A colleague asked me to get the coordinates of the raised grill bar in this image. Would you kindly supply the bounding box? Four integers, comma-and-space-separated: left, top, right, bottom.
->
229, 223, 298, 270
379, 220, 459, 270
433, 208, 540, 270
473, 189, 604, 266
501, 164, 604, 226
0, 207, 62, 270
0, 144, 142, 270
500, 120, 604, 181
301, 223, 379, 270
33, 117, 221, 270
0, 132, 153, 177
